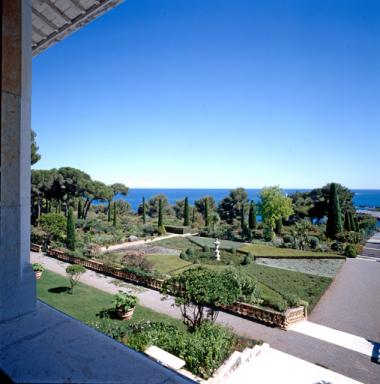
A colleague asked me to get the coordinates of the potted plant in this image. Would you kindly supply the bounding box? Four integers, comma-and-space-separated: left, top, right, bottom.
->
32, 263, 44, 279
113, 291, 138, 320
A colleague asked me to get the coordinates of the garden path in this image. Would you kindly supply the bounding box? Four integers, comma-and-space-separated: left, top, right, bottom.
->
99, 232, 196, 252
31, 252, 380, 383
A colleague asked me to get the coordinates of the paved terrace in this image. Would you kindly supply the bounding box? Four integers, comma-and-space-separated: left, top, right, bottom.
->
32, 245, 380, 384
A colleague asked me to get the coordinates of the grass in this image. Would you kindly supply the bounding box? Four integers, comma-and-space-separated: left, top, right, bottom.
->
243, 263, 332, 311
240, 243, 338, 258
189, 237, 245, 250
153, 236, 197, 251
37, 269, 184, 329
146, 254, 193, 276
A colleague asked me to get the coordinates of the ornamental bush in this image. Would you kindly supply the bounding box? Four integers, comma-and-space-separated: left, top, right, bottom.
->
66, 264, 86, 294
125, 321, 236, 379
344, 244, 357, 258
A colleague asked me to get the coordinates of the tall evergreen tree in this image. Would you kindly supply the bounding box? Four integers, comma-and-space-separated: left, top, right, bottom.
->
248, 200, 257, 230
354, 216, 359, 232
108, 201, 112, 222
142, 197, 146, 224
326, 183, 343, 239
66, 207, 76, 251
113, 201, 117, 227
158, 199, 163, 228
344, 211, 351, 231
204, 199, 209, 227
349, 211, 354, 231
240, 205, 246, 230
192, 207, 196, 224
183, 197, 190, 226
77, 199, 83, 219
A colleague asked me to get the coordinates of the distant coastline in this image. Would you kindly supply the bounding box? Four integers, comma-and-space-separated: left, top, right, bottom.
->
115, 188, 380, 212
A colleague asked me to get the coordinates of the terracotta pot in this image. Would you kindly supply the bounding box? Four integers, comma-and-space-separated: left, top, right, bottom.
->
35, 271, 42, 280
117, 306, 135, 320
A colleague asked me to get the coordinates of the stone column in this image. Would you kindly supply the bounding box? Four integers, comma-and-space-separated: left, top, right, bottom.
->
1, 0, 35, 322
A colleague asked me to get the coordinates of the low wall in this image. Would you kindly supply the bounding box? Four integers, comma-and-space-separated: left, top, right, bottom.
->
36, 244, 306, 329
31, 243, 43, 252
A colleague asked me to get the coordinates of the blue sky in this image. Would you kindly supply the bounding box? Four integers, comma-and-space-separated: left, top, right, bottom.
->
32, 0, 380, 189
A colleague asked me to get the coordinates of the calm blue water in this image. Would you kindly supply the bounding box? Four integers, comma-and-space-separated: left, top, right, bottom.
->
117, 188, 380, 212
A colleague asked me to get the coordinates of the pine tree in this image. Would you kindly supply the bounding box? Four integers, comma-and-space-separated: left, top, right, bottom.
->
66, 207, 76, 251
248, 200, 257, 230
204, 199, 209, 227
184, 197, 190, 226
77, 200, 82, 220
344, 211, 351, 231
326, 183, 343, 239
113, 201, 117, 227
142, 197, 146, 224
108, 201, 112, 222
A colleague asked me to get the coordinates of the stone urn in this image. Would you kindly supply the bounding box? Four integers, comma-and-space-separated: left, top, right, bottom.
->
117, 307, 136, 321
34, 271, 43, 280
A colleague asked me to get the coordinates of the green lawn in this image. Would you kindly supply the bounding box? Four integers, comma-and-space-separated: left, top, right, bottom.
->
243, 263, 332, 311
240, 243, 338, 258
37, 270, 184, 329
189, 237, 245, 250
153, 236, 196, 251
146, 254, 193, 276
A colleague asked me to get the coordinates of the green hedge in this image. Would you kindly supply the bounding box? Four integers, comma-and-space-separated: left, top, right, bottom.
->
164, 225, 191, 234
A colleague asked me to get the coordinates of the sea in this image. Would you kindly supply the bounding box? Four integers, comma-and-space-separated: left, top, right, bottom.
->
117, 189, 380, 213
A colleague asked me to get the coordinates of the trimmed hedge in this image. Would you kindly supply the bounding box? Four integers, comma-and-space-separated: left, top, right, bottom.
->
164, 225, 191, 234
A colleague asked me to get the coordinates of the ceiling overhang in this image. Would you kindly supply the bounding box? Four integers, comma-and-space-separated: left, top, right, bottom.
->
32, 0, 124, 56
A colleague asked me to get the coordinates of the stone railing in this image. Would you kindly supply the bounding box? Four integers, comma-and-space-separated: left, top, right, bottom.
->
30, 243, 43, 252
221, 302, 306, 329
38, 245, 306, 329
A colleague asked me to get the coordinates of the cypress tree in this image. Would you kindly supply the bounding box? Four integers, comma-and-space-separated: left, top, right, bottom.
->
248, 200, 257, 230
275, 218, 283, 235
192, 208, 196, 224
349, 211, 355, 232
108, 200, 112, 222
142, 197, 146, 224
77, 200, 82, 220
344, 211, 351, 231
66, 207, 76, 251
113, 201, 117, 227
158, 199, 163, 228
354, 216, 359, 232
240, 205, 246, 230
326, 183, 343, 239
204, 199, 209, 227
184, 197, 190, 226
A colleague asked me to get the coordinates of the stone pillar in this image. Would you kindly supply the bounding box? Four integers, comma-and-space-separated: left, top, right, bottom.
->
0, 0, 35, 321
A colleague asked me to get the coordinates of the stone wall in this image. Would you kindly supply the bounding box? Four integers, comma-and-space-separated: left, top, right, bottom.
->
39, 245, 306, 328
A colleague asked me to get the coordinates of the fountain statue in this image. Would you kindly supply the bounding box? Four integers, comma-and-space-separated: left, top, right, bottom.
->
214, 238, 221, 261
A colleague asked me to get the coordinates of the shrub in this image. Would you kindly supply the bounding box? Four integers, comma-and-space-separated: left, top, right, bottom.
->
142, 224, 155, 237
282, 234, 294, 244
202, 245, 211, 253
161, 267, 258, 331
123, 253, 154, 273
252, 229, 263, 239
344, 244, 357, 258
241, 253, 253, 266
330, 241, 344, 253
66, 264, 86, 294
308, 236, 319, 249
180, 251, 189, 261
186, 247, 195, 257
229, 247, 237, 255
125, 321, 236, 379
263, 225, 274, 241
113, 291, 138, 312
32, 263, 44, 272
39, 213, 67, 243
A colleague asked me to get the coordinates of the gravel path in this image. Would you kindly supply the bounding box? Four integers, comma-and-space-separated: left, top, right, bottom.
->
32, 251, 380, 383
